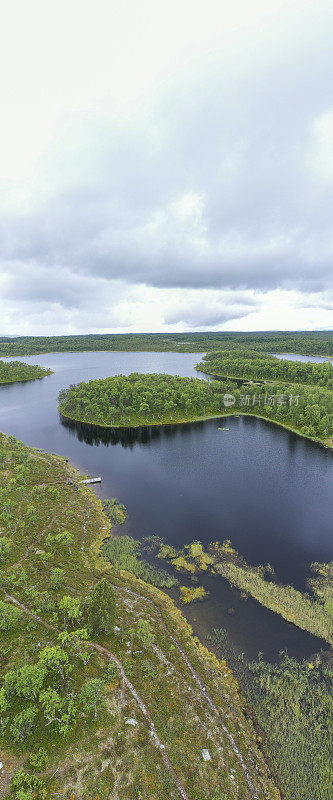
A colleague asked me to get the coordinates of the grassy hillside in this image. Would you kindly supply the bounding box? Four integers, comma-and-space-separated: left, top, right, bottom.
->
0, 433, 278, 800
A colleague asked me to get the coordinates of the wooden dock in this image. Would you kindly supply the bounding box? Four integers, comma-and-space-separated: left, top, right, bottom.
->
78, 477, 102, 485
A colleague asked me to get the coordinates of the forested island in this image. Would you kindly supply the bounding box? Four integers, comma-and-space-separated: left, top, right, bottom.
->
0, 329, 332, 357
0, 433, 278, 800
197, 349, 333, 388
58, 372, 333, 444
0, 360, 52, 384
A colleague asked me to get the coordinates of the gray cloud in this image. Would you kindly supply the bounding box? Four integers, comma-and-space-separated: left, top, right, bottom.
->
164, 305, 257, 327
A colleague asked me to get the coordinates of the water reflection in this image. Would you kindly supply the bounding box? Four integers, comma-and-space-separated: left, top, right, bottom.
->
61, 414, 210, 448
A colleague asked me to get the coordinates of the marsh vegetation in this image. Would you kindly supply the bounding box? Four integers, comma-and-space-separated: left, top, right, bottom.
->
209, 628, 332, 800
157, 538, 333, 643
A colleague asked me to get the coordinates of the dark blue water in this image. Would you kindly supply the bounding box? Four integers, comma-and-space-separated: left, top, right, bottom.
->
1, 351, 332, 661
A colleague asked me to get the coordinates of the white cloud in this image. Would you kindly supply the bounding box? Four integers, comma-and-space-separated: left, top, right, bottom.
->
0, 0, 332, 333
310, 110, 333, 183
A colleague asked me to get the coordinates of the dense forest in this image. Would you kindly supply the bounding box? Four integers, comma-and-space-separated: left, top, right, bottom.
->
0, 360, 52, 384
58, 372, 333, 442
0, 330, 332, 356
197, 349, 333, 387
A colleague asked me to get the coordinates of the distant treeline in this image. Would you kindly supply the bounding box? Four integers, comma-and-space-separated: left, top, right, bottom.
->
197, 349, 333, 388
0, 330, 332, 356
58, 372, 333, 442
0, 360, 52, 384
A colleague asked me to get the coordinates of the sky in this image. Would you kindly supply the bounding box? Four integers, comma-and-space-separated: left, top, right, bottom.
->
0, 0, 333, 335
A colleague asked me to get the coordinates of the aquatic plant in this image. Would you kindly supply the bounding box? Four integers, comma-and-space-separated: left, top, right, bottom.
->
179, 585, 207, 604
246, 652, 333, 800
102, 535, 178, 588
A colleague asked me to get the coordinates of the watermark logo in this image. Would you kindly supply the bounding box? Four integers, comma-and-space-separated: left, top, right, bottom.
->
223, 393, 236, 407
239, 393, 299, 407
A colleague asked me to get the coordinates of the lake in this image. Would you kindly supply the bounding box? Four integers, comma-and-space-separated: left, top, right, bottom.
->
1, 350, 332, 662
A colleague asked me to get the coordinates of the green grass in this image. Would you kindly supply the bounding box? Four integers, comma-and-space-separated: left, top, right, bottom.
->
102, 535, 179, 589
208, 629, 333, 800
246, 652, 333, 800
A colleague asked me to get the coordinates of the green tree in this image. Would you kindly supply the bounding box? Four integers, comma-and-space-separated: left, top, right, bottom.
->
39, 688, 76, 733
3, 668, 18, 699
0, 686, 8, 730
38, 646, 71, 681
0, 536, 11, 562
58, 627, 92, 664
137, 618, 155, 647
80, 678, 106, 719
11, 706, 38, 741
15, 664, 46, 699
50, 568, 64, 591
48, 529, 74, 553
28, 748, 48, 770
59, 595, 81, 628
0, 600, 21, 630
9, 769, 47, 800
88, 579, 116, 634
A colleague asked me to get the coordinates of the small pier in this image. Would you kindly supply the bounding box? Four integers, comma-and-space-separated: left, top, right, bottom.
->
78, 477, 102, 485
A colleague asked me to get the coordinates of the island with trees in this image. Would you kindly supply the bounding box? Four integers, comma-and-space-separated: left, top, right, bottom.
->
0, 360, 52, 384
58, 372, 333, 445
196, 349, 333, 388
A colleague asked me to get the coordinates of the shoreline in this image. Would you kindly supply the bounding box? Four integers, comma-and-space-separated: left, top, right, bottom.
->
1, 347, 332, 359
195, 366, 332, 388
59, 407, 333, 449
0, 371, 53, 385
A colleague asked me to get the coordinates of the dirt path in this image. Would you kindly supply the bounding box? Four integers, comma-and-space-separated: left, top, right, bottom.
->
78, 500, 266, 799
3, 593, 191, 800
115, 584, 264, 799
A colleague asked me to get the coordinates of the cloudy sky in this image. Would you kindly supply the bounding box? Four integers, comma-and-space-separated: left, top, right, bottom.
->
1, 0, 332, 334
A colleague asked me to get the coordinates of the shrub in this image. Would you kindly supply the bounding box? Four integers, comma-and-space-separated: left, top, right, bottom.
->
80, 678, 106, 719
11, 706, 38, 741
50, 568, 64, 591
88, 579, 116, 634
0, 600, 21, 630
